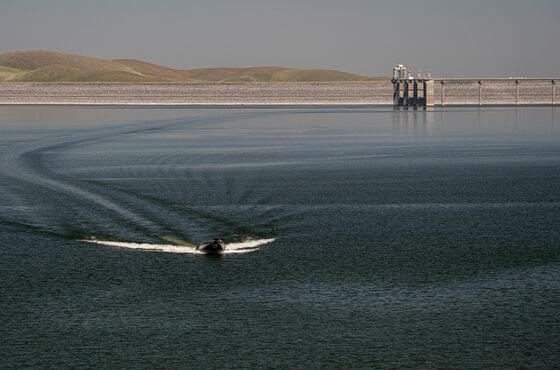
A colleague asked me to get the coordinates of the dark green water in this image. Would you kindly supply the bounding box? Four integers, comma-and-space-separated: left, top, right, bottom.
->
1, 106, 560, 368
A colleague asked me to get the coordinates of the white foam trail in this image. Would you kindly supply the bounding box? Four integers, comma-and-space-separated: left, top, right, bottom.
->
83, 238, 275, 255
224, 239, 276, 254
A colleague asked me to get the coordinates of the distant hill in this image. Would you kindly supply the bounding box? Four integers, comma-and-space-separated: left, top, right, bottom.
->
0, 51, 152, 82
0, 51, 385, 82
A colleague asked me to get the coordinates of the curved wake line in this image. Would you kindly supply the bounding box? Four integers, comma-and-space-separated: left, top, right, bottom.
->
82, 238, 276, 255
3, 112, 288, 241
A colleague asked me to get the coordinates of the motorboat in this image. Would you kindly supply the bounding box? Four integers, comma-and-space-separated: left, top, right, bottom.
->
196, 238, 226, 254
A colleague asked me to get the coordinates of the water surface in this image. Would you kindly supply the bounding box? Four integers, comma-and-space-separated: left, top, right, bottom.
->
1, 106, 560, 368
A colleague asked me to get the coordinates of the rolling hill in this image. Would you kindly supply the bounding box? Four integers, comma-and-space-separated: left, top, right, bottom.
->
0, 51, 383, 82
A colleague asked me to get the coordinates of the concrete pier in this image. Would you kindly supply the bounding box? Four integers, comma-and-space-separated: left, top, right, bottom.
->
392, 78, 434, 107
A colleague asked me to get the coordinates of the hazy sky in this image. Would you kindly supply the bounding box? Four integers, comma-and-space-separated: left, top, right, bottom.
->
1, 0, 559, 76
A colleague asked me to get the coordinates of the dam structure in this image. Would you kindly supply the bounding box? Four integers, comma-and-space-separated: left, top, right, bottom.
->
392, 64, 557, 108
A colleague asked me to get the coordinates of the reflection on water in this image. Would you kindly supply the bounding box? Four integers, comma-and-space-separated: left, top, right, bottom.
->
391, 109, 432, 140
390, 106, 558, 137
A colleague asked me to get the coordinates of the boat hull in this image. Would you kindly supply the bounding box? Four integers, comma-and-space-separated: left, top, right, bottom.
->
197, 240, 226, 254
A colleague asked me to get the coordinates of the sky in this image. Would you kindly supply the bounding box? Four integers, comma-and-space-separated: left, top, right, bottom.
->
1, 0, 559, 77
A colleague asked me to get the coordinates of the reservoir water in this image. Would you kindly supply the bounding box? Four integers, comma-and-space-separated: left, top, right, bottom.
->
1, 106, 560, 368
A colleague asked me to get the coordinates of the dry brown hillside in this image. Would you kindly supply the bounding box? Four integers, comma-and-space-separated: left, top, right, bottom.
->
0, 51, 384, 82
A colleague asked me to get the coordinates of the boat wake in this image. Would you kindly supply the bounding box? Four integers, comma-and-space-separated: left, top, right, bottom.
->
83, 238, 276, 255
1, 111, 286, 253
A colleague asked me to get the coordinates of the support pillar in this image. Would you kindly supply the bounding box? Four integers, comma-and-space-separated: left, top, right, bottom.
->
478, 80, 483, 106
515, 80, 520, 106
424, 79, 434, 107
441, 81, 446, 106
392, 79, 400, 106
403, 81, 409, 107
553, 80, 556, 105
